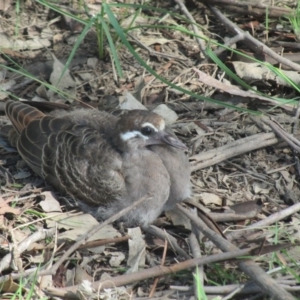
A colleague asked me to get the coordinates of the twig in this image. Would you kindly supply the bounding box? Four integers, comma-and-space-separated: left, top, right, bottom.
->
45, 247, 255, 297
225, 202, 300, 242
176, 204, 295, 300
190, 132, 279, 172
0, 195, 151, 284
143, 225, 191, 259
261, 116, 300, 152
211, 32, 244, 58
192, 68, 294, 113
292, 102, 300, 176
128, 33, 188, 61
148, 238, 168, 297
171, 280, 299, 295
204, 0, 292, 18
208, 211, 260, 222
189, 226, 203, 299
77, 235, 130, 250
173, 0, 207, 59
48, 195, 152, 276
0, 228, 56, 273
207, 5, 300, 72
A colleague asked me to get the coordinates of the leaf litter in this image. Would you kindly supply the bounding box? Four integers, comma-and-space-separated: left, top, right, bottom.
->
0, 1, 300, 299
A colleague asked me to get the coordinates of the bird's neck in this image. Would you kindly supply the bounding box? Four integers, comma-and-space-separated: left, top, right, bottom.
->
112, 133, 145, 153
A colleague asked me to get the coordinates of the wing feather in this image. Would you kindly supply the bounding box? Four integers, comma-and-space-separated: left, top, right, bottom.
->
5, 100, 125, 206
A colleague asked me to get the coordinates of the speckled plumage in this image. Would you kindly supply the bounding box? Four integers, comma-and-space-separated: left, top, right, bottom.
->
5, 100, 190, 226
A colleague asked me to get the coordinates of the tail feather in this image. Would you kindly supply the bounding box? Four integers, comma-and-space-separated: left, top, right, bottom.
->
5, 100, 45, 134
5, 100, 46, 177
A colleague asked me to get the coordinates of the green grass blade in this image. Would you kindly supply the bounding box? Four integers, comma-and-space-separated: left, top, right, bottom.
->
103, 4, 260, 114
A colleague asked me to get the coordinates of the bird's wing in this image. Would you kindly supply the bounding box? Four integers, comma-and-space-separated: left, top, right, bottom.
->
42, 123, 125, 205
5, 100, 125, 205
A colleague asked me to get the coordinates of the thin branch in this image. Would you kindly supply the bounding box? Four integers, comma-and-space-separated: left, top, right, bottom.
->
176, 204, 295, 300
208, 5, 300, 72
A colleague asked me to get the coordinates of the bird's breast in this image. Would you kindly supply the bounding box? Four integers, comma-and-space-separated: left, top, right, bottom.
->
122, 149, 170, 198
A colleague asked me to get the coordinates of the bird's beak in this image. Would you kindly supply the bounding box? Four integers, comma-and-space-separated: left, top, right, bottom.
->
146, 131, 187, 150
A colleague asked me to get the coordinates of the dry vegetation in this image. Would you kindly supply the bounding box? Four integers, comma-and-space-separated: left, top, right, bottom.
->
0, 0, 300, 299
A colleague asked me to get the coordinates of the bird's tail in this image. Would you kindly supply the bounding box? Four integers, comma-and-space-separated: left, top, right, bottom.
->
5, 100, 45, 134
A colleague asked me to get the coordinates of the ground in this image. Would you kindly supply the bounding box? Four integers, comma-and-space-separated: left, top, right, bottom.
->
0, 1, 300, 299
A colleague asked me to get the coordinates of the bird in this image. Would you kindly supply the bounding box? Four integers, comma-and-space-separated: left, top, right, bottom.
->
5, 100, 190, 226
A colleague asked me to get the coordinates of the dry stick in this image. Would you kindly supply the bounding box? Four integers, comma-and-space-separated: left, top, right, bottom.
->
53, 195, 152, 271
0, 195, 151, 284
170, 282, 260, 295
40, 223, 58, 289
261, 117, 300, 151
260, 115, 300, 177
225, 202, 300, 242
176, 204, 295, 300
147, 101, 227, 113
0, 228, 56, 273
189, 229, 203, 299
77, 235, 130, 250
209, 211, 259, 222
172, 281, 299, 295
292, 102, 300, 136
207, 5, 300, 72
226, 160, 268, 180
192, 68, 294, 112
184, 199, 261, 223
207, 0, 292, 18
190, 132, 279, 172
148, 238, 168, 297
128, 33, 187, 61
144, 225, 191, 259
45, 248, 254, 298
292, 102, 300, 176
173, 0, 207, 59
50, 195, 152, 272
212, 33, 244, 58
1, 188, 43, 198
222, 284, 246, 300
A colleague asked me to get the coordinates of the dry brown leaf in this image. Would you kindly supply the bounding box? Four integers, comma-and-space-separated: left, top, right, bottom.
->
46, 212, 121, 253
48, 54, 76, 100
200, 192, 222, 206
0, 197, 21, 215
39, 191, 62, 212
165, 209, 191, 229
0, 277, 22, 293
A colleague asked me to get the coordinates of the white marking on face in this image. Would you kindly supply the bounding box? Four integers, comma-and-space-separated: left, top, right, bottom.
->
120, 131, 148, 141
141, 122, 158, 132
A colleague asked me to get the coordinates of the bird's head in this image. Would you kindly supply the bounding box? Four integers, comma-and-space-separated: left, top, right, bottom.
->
116, 110, 187, 151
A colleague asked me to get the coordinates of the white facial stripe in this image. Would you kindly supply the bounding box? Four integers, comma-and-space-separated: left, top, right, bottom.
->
142, 122, 158, 132
120, 131, 148, 141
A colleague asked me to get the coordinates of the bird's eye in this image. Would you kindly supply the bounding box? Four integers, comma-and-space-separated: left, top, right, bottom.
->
141, 126, 154, 136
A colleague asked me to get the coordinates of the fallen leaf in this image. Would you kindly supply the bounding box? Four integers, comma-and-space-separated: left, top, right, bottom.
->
200, 192, 222, 206
153, 104, 178, 125
109, 251, 125, 267
127, 227, 146, 273
120, 92, 147, 110
39, 191, 62, 212
0, 197, 21, 215
46, 213, 121, 253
